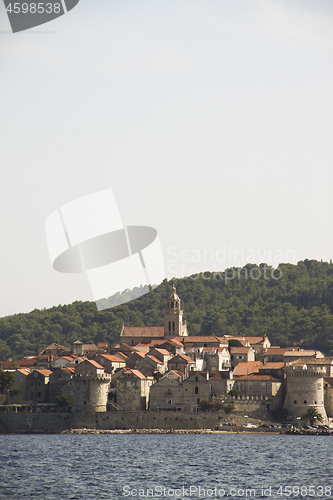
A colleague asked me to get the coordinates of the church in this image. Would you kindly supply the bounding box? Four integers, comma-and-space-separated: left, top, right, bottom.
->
120, 285, 188, 346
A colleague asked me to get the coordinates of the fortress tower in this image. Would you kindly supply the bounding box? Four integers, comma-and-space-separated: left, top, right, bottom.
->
164, 285, 188, 338
74, 372, 111, 412
284, 362, 328, 424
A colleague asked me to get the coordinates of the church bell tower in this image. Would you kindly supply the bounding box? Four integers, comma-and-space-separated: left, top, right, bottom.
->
164, 285, 188, 337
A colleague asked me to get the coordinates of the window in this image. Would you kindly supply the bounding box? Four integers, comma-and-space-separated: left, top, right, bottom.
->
195, 386, 199, 395
30, 392, 33, 399
197, 398, 200, 404
37, 392, 41, 398
171, 302, 174, 308
167, 400, 172, 405
37, 381, 41, 387
248, 383, 253, 391
172, 321, 175, 332
195, 376, 198, 382
294, 400, 297, 404
30, 381, 34, 388
169, 321, 171, 332
261, 382, 266, 391
304, 400, 307, 404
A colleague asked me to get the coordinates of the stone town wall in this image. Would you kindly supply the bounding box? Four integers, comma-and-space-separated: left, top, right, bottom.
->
0, 412, 74, 433
0, 401, 269, 433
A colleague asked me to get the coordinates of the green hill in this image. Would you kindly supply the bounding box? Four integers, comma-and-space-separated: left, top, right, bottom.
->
1, 259, 333, 360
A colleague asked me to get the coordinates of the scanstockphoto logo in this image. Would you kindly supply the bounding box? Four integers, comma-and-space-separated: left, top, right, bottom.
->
3, 0, 80, 33
45, 189, 165, 311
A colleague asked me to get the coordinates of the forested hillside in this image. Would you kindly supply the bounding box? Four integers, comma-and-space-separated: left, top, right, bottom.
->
1, 260, 333, 360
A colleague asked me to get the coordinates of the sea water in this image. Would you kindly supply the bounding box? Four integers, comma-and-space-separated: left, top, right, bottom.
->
0, 434, 332, 500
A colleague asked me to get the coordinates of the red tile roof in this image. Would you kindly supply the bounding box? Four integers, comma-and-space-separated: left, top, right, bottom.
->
151, 348, 170, 356
283, 350, 317, 357
121, 326, 164, 338
170, 354, 195, 363
62, 367, 75, 375
236, 374, 281, 382
230, 347, 251, 353
163, 339, 184, 346
183, 336, 220, 343
243, 336, 266, 344
131, 351, 146, 358
233, 361, 262, 376
289, 357, 333, 366
127, 369, 146, 379
35, 369, 53, 377
263, 347, 293, 355
17, 369, 30, 375
0, 359, 37, 369
260, 362, 285, 369
146, 355, 162, 364
168, 370, 183, 377
100, 354, 126, 363
83, 360, 104, 369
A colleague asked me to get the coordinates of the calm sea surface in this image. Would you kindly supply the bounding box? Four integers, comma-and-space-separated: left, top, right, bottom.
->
0, 434, 332, 500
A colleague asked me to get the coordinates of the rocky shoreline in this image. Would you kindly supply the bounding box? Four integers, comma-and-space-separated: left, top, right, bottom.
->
61, 428, 279, 435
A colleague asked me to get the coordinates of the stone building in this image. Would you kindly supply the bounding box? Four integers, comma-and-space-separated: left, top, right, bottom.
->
72, 340, 108, 358
230, 346, 255, 369
38, 343, 69, 357
182, 373, 211, 411
203, 347, 231, 372
5, 369, 29, 404
209, 372, 234, 399
116, 369, 153, 410
167, 354, 196, 377
27, 369, 53, 405
149, 371, 211, 412
149, 372, 183, 411
96, 354, 126, 374
49, 367, 75, 406
233, 373, 284, 411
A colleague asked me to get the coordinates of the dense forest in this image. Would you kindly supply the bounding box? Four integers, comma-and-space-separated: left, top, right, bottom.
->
1, 260, 333, 360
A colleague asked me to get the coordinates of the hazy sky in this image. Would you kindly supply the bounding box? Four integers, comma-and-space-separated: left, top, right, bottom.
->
0, 0, 332, 317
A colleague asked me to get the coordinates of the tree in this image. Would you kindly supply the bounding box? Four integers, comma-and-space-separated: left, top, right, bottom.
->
228, 389, 243, 397
0, 371, 21, 403
198, 400, 225, 411
301, 406, 324, 426
55, 395, 72, 407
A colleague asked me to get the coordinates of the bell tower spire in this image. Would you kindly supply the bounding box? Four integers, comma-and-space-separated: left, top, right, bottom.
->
164, 285, 188, 337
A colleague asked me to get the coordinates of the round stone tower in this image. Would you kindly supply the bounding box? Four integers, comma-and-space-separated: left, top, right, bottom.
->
164, 285, 187, 337
74, 373, 111, 412
284, 362, 328, 424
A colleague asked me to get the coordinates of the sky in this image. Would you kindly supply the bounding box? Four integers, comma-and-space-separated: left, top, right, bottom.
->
0, 0, 332, 317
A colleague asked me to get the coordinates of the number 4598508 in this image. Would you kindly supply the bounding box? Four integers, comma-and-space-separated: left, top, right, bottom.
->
5, 3, 61, 14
